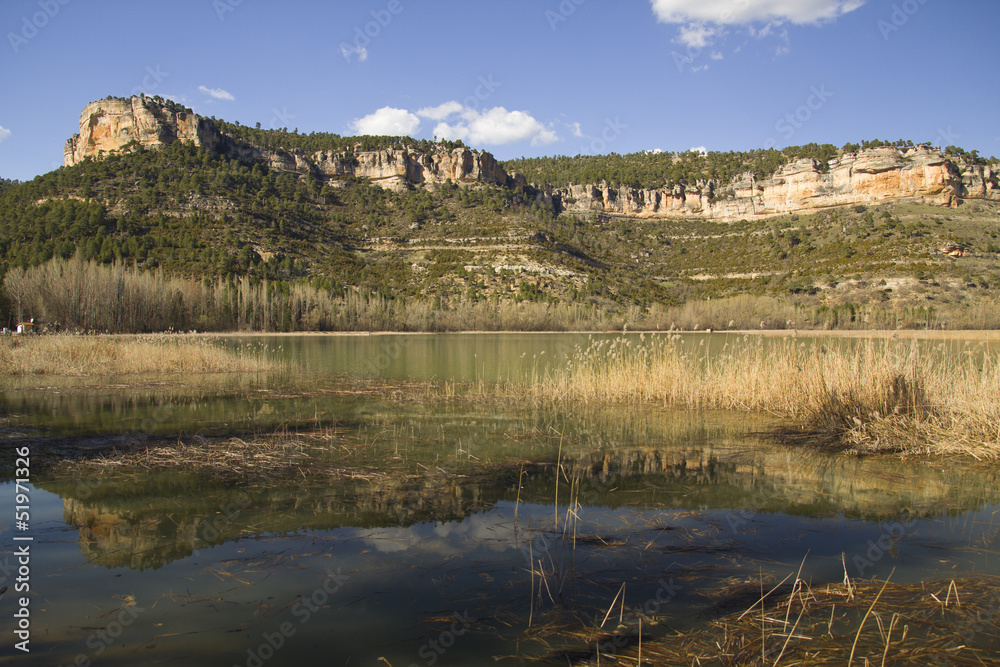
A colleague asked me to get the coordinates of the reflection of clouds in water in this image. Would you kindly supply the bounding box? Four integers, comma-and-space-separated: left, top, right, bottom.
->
359, 527, 419, 553
358, 505, 555, 556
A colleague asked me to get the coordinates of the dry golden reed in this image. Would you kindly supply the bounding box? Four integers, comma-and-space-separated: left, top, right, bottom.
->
522, 334, 1000, 458
0, 335, 281, 376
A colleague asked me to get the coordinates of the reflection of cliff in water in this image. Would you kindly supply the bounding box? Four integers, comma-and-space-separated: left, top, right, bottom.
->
50, 472, 504, 570
540, 444, 1000, 518
42, 437, 1000, 571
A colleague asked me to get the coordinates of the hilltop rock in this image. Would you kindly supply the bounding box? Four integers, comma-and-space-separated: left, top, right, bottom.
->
64, 96, 513, 192
64, 96, 215, 165
64, 96, 998, 218
551, 146, 999, 222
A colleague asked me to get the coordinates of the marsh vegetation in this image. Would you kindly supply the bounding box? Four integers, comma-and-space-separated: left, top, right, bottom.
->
6, 332, 1000, 665
514, 333, 1000, 459
0, 334, 280, 376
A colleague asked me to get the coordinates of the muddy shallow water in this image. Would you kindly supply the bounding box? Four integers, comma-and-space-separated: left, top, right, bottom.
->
2, 333, 999, 665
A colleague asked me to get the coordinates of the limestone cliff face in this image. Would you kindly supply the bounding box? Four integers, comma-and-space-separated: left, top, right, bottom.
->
311, 145, 509, 189
64, 96, 512, 191
548, 146, 1000, 222
65, 97, 997, 218
64, 97, 215, 166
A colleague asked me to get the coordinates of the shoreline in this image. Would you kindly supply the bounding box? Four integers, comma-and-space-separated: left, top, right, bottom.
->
75, 328, 1000, 341
4, 331, 998, 461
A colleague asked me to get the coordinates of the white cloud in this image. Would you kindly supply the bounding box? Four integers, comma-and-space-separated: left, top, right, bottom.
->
351, 106, 421, 136
678, 23, 718, 48
340, 44, 368, 62
689, 146, 708, 155
416, 101, 465, 121
710, 51, 724, 60
0, 125, 10, 145
651, 0, 865, 25
569, 121, 584, 138
349, 103, 558, 145
198, 85, 235, 101
429, 105, 558, 146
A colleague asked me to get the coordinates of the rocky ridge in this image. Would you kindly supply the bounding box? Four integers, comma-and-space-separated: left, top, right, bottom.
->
65, 96, 998, 221
64, 96, 519, 191
538, 147, 999, 222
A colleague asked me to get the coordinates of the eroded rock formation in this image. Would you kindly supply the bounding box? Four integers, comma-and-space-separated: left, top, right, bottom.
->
65, 96, 998, 218
545, 147, 999, 222
65, 96, 514, 191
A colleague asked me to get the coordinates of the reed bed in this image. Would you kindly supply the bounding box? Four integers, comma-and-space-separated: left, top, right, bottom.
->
557, 574, 1000, 666
60, 429, 379, 482
55, 428, 528, 484
0, 335, 282, 376
78, 434, 319, 481
520, 334, 1000, 459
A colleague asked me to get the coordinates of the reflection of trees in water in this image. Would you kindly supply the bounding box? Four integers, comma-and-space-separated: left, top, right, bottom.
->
46, 436, 1000, 571
517, 442, 1000, 522
55, 473, 504, 570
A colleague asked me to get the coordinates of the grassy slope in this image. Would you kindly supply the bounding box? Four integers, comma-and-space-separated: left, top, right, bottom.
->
3, 139, 999, 326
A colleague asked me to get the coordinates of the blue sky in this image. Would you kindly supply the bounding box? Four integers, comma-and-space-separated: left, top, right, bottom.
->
1, 0, 998, 181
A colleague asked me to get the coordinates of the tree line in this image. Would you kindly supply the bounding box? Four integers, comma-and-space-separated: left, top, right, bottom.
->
502, 141, 998, 190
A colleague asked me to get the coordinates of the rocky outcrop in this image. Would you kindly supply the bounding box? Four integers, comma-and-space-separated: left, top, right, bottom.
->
64, 96, 216, 165
547, 146, 999, 222
310, 145, 511, 189
64, 96, 515, 192
65, 97, 998, 217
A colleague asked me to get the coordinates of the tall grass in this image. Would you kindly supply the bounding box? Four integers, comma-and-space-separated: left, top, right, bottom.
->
0, 335, 281, 376
2, 255, 621, 333
9, 255, 1000, 333
523, 334, 1000, 458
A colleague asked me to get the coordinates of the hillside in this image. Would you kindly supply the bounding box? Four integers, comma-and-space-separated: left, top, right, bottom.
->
0, 95, 999, 332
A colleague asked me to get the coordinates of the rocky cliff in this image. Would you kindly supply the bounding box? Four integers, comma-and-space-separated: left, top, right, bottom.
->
65, 96, 515, 191
65, 97, 997, 219
64, 97, 216, 165
543, 147, 1000, 222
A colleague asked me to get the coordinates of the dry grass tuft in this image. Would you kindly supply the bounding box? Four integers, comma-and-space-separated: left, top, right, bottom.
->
518, 334, 1000, 458
0, 335, 282, 376
583, 574, 1000, 666
85, 435, 318, 481
58, 429, 378, 482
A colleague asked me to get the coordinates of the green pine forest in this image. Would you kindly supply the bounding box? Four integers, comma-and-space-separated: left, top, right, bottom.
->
2, 117, 999, 333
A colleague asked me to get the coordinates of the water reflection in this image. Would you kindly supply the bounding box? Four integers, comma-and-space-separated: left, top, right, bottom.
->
2, 333, 1000, 664
26, 405, 1000, 571
4, 331, 997, 437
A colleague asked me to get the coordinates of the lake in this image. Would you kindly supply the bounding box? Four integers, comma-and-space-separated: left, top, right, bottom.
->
2, 332, 999, 665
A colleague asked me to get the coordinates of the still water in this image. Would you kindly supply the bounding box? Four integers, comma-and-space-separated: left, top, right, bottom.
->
2, 333, 999, 665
